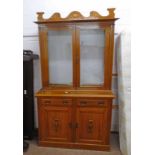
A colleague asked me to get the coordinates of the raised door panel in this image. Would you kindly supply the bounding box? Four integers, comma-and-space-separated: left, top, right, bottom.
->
41, 105, 72, 142
76, 106, 107, 144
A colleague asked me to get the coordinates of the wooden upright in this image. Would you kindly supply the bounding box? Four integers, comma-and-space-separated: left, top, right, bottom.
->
35, 8, 118, 151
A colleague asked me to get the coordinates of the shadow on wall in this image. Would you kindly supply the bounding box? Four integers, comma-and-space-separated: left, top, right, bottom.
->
115, 32, 131, 155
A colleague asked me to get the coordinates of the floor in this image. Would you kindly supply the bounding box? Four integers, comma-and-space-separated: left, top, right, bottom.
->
24, 133, 122, 155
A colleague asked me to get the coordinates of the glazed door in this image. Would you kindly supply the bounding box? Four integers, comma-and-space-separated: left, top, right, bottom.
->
39, 23, 111, 89
79, 29, 105, 86
39, 24, 75, 87
48, 29, 73, 86
75, 24, 111, 89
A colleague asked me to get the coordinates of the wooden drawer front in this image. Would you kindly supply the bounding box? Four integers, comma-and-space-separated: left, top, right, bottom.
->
40, 98, 72, 106
77, 99, 107, 107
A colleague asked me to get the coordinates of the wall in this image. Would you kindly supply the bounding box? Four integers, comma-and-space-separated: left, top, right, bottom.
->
23, 0, 130, 135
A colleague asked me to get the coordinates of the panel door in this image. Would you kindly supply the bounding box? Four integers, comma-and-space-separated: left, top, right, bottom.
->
76, 104, 107, 144
79, 28, 105, 86
39, 100, 72, 142
75, 23, 112, 89
48, 29, 73, 86
39, 24, 75, 87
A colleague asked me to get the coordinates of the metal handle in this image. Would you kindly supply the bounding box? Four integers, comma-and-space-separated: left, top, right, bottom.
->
87, 120, 94, 133
53, 119, 59, 132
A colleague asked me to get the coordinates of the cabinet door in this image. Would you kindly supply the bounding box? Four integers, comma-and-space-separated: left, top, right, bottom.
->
39, 99, 72, 142
76, 102, 107, 144
39, 24, 75, 87
48, 29, 73, 86
79, 28, 105, 86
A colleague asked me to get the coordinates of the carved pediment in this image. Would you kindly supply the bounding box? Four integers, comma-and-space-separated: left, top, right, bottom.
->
36, 8, 117, 23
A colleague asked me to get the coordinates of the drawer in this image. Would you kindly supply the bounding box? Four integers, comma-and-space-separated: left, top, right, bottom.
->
77, 99, 107, 107
40, 98, 72, 106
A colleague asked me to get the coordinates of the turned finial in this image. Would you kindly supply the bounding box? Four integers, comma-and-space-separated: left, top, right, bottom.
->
37, 12, 44, 21
107, 8, 115, 18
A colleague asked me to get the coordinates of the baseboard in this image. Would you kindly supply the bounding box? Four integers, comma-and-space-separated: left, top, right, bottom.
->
33, 128, 119, 138
39, 140, 110, 151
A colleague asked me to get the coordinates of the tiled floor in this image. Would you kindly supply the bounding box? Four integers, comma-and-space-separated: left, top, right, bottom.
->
24, 133, 122, 155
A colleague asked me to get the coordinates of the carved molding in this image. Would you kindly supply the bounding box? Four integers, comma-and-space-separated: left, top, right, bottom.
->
36, 8, 116, 23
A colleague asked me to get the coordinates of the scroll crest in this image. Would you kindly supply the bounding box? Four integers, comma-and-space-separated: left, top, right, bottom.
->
36, 8, 115, 23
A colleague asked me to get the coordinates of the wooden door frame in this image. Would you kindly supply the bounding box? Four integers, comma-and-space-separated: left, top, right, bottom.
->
38, 23, 76, 88
74, 23, 113, 90
38, 22, 114, 90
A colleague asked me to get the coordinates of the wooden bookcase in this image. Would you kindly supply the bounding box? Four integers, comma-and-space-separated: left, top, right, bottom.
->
35, 8, 118, 151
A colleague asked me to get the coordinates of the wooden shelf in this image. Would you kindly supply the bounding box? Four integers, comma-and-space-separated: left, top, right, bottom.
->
36, 89, 115, 98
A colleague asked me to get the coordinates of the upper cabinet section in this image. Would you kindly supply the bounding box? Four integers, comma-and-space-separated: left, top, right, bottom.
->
36, 9, 118, 90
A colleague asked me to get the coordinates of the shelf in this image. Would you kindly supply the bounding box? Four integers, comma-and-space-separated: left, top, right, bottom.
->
35, 88, 115, 99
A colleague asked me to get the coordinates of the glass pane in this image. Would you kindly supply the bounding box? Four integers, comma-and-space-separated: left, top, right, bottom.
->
48, 30, 72, 85
80, 29, 105, 85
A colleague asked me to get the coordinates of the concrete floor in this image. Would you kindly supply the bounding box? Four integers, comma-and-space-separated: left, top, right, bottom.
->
24, 133, 122, 155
